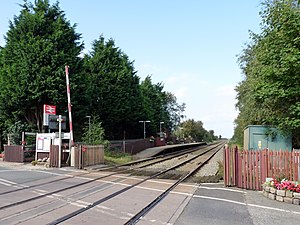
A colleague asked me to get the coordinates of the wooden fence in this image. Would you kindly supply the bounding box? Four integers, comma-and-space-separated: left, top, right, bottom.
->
74, 145, 104, 169
49, 145, 69, 167
109, 138, 156, 155
4, 145, 35, 163
224, 147, 300, 190
49, 145, 104, 168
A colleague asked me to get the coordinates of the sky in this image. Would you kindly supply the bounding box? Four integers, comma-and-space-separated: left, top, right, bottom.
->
0, 0, 263, 138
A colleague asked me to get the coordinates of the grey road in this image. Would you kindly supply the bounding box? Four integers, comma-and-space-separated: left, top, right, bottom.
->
0, 161, 300, 225
175, 183, 300, 225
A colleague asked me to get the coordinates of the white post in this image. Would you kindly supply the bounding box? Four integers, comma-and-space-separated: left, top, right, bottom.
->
21, 132, 25, 150
65, 66, 74, 166
58, 115, 62, 168
139, 120, 151, 139
65, 66, 74, 147
159, 122, 164, 137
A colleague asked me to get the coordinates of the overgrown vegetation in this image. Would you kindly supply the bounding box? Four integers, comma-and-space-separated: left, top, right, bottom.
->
233, 0, 300, 147
104, 149, 133, 165
81, 116, 108, 146
173, 119, 218, 143
0, 0, 209, 151
216, 160, 224, 180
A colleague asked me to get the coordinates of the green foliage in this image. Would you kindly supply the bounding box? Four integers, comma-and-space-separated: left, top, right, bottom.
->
216, 160, 224, 179
0, 1, 187, 144
84, 36, 143, 139
175, 119, 216, 143
139, 76, 186, 137
104, 149, 133, 165
138, 77, 185, 138
0, 0, 83, 133
81, 116, 108, 146
164, 91, 186, 132
139, 76, 165, 135
84, 38, 186, 140
234, 0, 300, 147
4, 121, 33, 145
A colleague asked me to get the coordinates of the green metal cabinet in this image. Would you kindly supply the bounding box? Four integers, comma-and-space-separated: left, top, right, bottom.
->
243, 125, 292, 151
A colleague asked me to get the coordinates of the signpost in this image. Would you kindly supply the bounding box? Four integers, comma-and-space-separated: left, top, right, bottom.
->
48, 115, 66, 130
57, 115, 63, 168
43, 104, 56, 126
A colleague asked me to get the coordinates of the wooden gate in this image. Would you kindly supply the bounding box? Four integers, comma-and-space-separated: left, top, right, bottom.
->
49, 145, 69, 167
74, 145, 104, 169
224, 147, 300, 190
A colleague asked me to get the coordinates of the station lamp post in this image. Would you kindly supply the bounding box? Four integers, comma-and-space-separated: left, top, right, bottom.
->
139, 120, 151, 139
159, 122, 164, 137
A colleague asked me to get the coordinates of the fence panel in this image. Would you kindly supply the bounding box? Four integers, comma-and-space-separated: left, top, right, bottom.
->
224, 148, 300, 191
83, 145, 104, 167
50, 145, 59, 167
4, 145, 24, 162
74, 145, 104, 169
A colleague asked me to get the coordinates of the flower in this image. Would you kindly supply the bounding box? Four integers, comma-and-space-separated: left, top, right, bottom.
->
264, 178, 300, 193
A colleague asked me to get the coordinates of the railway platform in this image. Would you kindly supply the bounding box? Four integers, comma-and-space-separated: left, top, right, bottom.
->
133, 142, 205, 159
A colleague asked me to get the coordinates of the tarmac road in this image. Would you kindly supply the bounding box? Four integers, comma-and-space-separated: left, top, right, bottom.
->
175, 183, 300, 225
1, 160, 300, 225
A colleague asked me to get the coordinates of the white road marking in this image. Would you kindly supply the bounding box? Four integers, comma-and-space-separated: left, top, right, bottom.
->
100, 179, 195, 196
97, 205, 115, 211
247, 203, 300, 215
70, 202, 88, 208
52, 193, 62, 197
193, 195, 300, 214
76, 200, 91, 205
198, 186, 247, 193
0, 181, 13, 186
95, 208, 119, 217
0, 178, 26, 189
0, 178, 18, 185
194, 195, 246, 205
0, 169, 28, 172
35, 189, 47, 193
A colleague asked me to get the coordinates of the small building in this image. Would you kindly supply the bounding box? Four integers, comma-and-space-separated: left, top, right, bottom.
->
244, 125, 292, 151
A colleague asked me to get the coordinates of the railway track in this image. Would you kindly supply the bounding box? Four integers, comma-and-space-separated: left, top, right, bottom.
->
0, 143, 205, 197
0, 141, 225, 224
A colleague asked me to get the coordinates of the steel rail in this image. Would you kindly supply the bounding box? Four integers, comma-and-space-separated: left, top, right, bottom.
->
0, 143, 211, 210
0, 171, 89, 196
47, 142, 224, 225
95, 142, 208, 171
124, 143, 225, 225
0, 143, 208, 196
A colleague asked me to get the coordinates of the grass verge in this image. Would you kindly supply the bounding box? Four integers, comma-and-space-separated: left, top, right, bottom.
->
104, 150, 133, 165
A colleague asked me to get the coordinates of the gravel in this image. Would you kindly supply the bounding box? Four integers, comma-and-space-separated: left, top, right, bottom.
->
195, 147, 223, 177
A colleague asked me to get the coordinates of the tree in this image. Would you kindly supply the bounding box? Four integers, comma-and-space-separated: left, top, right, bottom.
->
139, 76, 166, 136
84, 36, 143, 139
234, 0, 300, 147
164, 92, 186, 132
0, 0, 84, 133
178, 119, 215, 142
81, 116, 108, 145
139, 76, 186, 137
